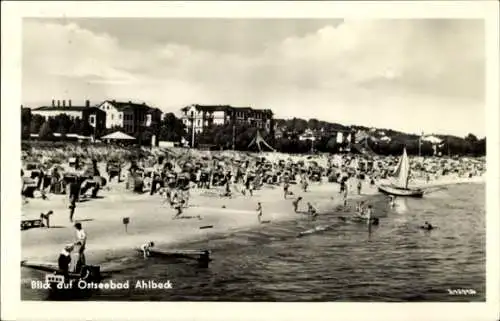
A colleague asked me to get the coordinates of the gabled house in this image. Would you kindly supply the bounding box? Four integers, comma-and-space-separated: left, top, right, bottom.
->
98, 100, 163, 135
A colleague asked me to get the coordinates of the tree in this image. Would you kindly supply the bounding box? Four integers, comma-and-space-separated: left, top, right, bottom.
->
158, 113, 186, 142
71, 118, 82, 134
22, 125, 31, 139
288, 117, 308, 134
388, 140, 404, 155
30, 115, 45, 134
38, 121, 53, 139
307, 118, 320, 130
474, 138, 486, 156
465, 133, 478, 143
326, 137, 337, 152
54, 114, 73, 137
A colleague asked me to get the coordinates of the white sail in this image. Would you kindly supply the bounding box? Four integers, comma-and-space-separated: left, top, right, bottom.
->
394, 148, 411, 189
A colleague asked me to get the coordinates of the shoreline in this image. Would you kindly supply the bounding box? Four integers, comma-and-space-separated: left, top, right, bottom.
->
21, 174, 485, 270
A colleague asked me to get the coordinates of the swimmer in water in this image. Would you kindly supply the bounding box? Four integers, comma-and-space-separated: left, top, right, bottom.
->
356, 201, 365, 215
389, 195, 396, 208
421, 221, 434, 230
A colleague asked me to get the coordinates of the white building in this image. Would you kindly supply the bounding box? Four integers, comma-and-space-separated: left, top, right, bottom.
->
180, 104, 274, 134
298, 129, 317, 141
98, 100, 124, 128
97, 100, 163, 134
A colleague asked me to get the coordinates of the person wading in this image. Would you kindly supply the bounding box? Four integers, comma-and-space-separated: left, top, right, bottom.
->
292, 196, 303, 213
307, 202, 318, 221
141, 241, 155, 259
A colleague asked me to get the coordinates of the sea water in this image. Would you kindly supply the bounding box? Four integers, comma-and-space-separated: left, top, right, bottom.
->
22, 183, 485, 302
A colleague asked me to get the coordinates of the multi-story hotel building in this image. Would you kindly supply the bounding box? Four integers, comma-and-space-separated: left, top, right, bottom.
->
180, 104, 274, 134
97, 100, 163, 135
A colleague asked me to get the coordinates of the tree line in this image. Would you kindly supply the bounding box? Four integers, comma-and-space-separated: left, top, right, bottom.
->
21, 109, 186, 145
21, 109, 485, 156
22, 111, 95, 139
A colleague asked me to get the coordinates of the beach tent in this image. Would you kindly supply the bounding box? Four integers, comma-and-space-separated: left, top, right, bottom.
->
101, 131, 136, 141
248, 130, 275, 152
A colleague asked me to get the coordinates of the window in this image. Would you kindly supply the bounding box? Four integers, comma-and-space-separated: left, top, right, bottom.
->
111, 114, 114, 120
119, 114, 122, 119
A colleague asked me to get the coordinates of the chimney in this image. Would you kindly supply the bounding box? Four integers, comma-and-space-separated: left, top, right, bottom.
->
52, 99, 55, 107
85, 100, 90, 108
63, 100, 66, 107
68, 99, 72, 107
57, 100, 60, 107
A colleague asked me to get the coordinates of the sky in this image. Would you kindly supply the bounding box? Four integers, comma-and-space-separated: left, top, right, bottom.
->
22, 18, 485, 137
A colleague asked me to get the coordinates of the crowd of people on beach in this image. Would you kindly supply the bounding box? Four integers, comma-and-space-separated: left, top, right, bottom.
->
22, 144, 485, 221
21, 144, 485, 273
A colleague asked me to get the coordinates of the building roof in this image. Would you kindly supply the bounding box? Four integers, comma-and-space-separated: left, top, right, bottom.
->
32, 106, 103, 113
181, 104, 273, 116
103, 100, 157, 112
101, 131, 136, 140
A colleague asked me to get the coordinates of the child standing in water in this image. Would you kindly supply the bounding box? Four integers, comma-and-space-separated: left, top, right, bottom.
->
256, 202, 263, 223
307, 202, 318, 221
292, 196, 303, 213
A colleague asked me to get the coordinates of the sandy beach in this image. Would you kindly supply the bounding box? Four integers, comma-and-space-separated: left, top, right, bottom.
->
21, 171, 485, 266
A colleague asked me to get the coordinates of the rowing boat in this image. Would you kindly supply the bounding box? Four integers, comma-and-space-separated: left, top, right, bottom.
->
136, 248, 212, 267
298, 225, 331, 237
338, 216, 379, 225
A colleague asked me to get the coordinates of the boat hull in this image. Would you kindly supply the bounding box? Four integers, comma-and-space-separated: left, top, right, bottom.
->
378, 184, 424, 198
136, 248, 211, 267
338, 216, 379, 225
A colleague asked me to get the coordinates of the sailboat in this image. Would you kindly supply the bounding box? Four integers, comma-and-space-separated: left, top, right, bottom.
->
378, 147, 424, 197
